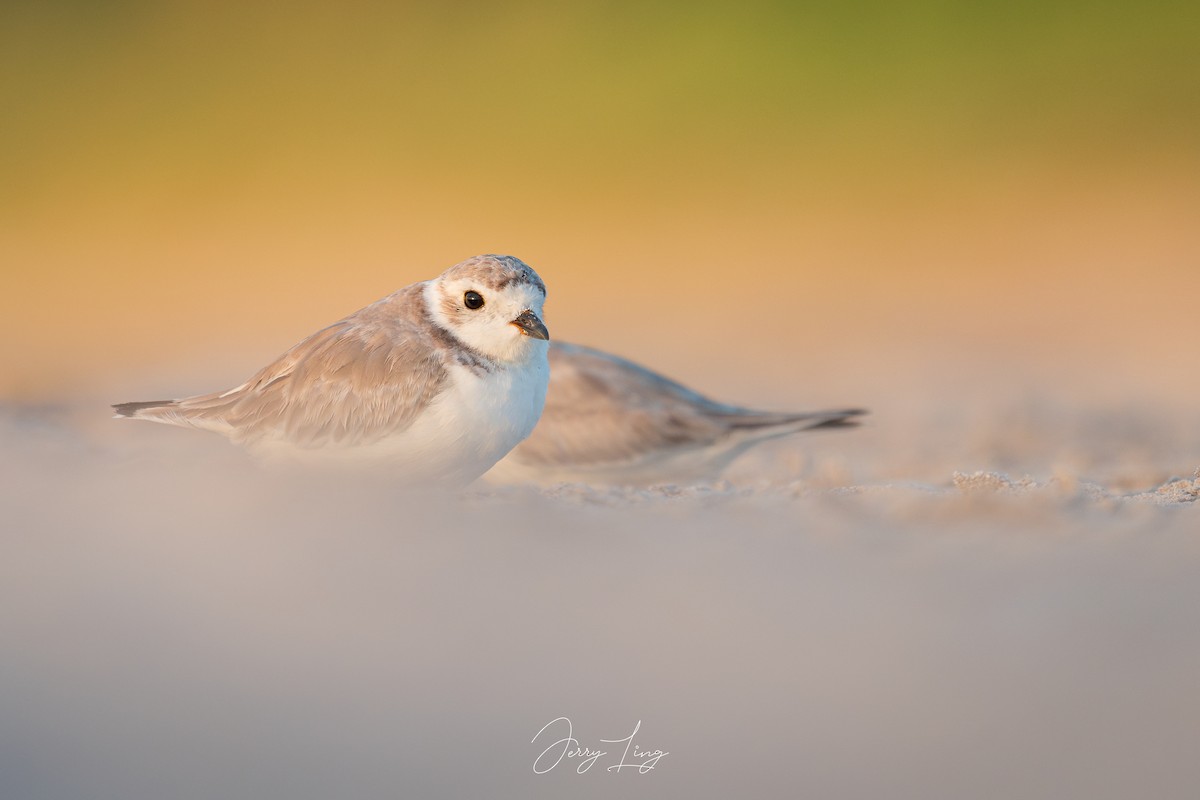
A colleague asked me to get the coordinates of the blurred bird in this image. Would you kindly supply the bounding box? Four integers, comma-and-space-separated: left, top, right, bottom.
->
487, 342, 865, 485
114, 255, 551, 486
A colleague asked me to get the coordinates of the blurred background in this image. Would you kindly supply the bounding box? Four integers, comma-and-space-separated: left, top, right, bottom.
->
3, 0, 1197, 414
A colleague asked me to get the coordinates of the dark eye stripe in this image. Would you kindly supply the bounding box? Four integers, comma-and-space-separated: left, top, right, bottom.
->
464, 291, 485, 310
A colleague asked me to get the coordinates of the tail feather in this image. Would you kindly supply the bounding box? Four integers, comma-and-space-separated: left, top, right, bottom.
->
800, 414, 865, 431
112, 395, 236, 436
112, 399, 178, 418
720, 408, 868, 432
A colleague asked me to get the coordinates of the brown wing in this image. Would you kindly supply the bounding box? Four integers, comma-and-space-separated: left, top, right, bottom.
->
510, 342, 864, 469
116, 284, 449, 448
510, 343, 737, 467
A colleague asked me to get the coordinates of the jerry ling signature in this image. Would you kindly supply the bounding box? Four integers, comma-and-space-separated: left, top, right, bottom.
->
531, 717, 668, 774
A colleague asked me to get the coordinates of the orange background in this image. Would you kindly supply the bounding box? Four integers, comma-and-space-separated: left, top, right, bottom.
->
3, 1, 1197, 408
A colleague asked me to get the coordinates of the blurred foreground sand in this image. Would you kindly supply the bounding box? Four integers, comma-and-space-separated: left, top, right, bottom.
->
2, 392, 1198, 799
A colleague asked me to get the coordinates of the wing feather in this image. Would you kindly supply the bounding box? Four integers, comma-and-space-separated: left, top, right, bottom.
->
122, 284, 449, 448
511, 342, 863, 469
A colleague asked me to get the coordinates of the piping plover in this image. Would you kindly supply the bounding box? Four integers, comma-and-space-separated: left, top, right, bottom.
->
114, 254, 551, 486
487, 341, 864, 485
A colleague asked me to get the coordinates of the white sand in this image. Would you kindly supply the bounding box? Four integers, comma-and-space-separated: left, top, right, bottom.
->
2, 400, 1198, 799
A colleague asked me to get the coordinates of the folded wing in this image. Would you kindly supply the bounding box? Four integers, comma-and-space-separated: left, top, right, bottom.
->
114, 288, 449, 449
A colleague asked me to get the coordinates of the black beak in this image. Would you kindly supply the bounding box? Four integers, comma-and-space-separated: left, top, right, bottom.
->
510, 309, 549, 340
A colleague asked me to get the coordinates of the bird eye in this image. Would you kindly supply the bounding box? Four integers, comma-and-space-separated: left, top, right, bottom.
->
463, 291, 485, 310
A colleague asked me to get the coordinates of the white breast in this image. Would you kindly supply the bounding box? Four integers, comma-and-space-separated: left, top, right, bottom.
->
401, 359, 550, 484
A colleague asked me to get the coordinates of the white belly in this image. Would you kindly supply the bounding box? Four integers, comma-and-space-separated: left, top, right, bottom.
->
253, 360, 549, 487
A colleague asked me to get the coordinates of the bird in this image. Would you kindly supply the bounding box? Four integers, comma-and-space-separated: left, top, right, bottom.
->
486, 341, 865, 485
113, 254, 551, 486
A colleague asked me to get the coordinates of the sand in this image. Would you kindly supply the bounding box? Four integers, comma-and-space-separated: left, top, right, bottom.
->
2, 390, 1198, 800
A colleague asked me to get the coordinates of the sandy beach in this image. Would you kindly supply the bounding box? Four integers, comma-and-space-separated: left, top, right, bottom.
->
3, 380, 1198, 798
